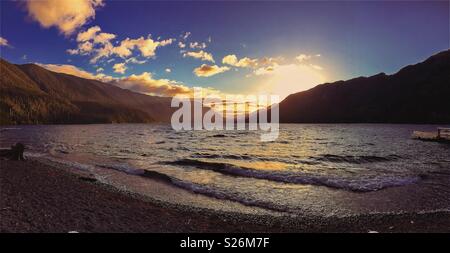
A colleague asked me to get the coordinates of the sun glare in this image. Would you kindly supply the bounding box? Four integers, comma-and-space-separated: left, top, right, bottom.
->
259, 64, 327, 100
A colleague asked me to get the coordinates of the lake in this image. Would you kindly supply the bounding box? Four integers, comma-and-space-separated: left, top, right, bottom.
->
1, 124, 449, 217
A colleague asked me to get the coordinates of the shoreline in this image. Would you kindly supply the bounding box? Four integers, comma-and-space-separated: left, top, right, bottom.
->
1, 159, 450, 233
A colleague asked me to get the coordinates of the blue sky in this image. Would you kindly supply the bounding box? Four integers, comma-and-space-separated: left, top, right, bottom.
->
1, 0, 448, 99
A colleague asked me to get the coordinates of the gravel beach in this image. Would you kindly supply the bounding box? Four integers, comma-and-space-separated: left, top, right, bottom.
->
1, 159, 449, 233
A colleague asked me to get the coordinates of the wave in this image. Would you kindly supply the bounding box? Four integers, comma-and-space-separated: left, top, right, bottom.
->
165, 158, 419, 192
192, 152, 401, 166
30, 155, 426, 214
312, 154, 402, 164
166, 178, 291, 213
93, 162, 290, 212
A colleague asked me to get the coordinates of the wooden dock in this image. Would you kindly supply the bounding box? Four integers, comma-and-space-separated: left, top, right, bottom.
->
412, 127, 450, 143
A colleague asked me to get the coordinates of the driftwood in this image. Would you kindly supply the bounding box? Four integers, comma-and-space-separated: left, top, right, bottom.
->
0, 143, 25, 161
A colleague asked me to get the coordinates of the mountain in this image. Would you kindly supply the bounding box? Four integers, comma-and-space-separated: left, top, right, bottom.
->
277, 49, 450, 124
0, 59, 175, 124
2, 49, 449, 125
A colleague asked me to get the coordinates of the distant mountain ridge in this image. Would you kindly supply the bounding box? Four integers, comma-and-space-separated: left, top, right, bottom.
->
1, 49, 449, 125
277, 49, 450, 123
0, 59, 175, 124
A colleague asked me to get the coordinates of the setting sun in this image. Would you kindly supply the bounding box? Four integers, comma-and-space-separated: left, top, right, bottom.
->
257, 63, 327, 100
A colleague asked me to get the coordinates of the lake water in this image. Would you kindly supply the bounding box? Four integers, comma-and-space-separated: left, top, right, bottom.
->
1, 124, 449, 217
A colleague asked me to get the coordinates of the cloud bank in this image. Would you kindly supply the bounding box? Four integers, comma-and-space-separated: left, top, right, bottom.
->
111, 72, 192, 96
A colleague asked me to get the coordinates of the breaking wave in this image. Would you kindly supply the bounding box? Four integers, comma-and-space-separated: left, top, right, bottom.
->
91, 163, 291, 212
165, 158, 419, 192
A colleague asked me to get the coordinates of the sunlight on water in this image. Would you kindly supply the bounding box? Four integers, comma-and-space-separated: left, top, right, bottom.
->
1, 124, 449, 216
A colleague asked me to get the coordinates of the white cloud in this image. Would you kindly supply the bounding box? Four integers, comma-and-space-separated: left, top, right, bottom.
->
189, 42, 206, 49
96, 67, 104, 72
258, 56, 284, 66
101, 36, 172, 62
165, 68, 171, 73
178, 42, 186, 48
159, 38, 174, 47
69, 26, 174, 63
67, 41, 94, 55
183, 50, 215, 62
76, 26, 116, 45
79, 41, 94, 53
113, 62, 127, 74
93, 32, 116, 45
193, 64, 230, 77
131, 37, 172, 57
77, 26, 101, 42
222, 54, 258, 68
253, 54, 322, 76
0, 37, 10, 47
254, 65, 276, 76
295, 53, 320, 63
222, 55, 238, 65
125, 57, 147, 64
25, 0, 104, 35
181, 32, 191, 40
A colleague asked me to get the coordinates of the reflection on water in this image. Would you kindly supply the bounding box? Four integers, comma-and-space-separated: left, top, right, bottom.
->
1, 124, 449, 216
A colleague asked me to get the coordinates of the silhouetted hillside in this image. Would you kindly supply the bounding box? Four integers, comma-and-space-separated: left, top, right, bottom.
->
0, 59, 175, 124
278, 49, 450, 123
2, 49, 449, 125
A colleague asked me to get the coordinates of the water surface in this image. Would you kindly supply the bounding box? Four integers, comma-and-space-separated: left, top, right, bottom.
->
1, 124, 449, 216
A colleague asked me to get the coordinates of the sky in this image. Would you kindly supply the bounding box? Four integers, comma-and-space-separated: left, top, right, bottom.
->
0, 0, 449, 100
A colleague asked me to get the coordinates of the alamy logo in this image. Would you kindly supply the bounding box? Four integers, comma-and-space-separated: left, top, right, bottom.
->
171, 87, 280, 141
